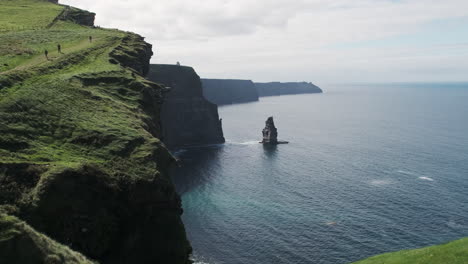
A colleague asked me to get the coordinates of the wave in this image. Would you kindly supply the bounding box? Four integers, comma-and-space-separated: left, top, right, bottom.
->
419, 176, 434, 181
239, 140, 260, 145
171, 149, 188, 157
226, 140, 259, 146
397, 170, 435, 182
369, 179, 393, 186
192, 257, 215, 264
397, 170, 417, 176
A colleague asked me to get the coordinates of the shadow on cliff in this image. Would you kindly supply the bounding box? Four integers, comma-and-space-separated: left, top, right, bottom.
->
171, 145, 224, 195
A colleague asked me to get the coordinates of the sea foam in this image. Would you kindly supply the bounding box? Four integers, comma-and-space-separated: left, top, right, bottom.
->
419, 176, 434, 181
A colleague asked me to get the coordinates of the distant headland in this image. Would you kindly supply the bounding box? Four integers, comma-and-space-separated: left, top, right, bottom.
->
201, 79, 323, 105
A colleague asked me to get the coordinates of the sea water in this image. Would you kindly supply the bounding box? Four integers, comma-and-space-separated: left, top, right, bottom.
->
172, 83, 468, 264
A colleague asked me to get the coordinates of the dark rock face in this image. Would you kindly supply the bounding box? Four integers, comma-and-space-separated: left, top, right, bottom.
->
201, 79, 259, 105
0, 214, 93, 264
147, 65, 225, 148
110, 33, 153, 76
262, 117, 278, 144
23, 164, 190, 264
255, 82, 322, 97
59, 6, 96, 27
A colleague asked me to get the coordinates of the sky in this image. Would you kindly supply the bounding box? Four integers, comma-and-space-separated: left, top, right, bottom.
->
60, 0, 468, 84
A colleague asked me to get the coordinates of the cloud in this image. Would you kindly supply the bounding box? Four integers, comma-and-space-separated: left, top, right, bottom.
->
60, 0, 468, 83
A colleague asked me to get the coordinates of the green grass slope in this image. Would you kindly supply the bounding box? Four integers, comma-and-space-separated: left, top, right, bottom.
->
353, 238, 468, 264
0, 0, 64, 31
0, 214, 94, 263
0, 1, 191, 263
0, 0, 159, 180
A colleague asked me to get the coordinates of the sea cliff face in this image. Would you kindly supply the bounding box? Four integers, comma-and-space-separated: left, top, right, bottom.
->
147, 65, 225, 148
255, 82, 322, 96
148, 64, 224, 148
201, 79, 322, 106
0, 1, 191, 263
201, 79, 259, 105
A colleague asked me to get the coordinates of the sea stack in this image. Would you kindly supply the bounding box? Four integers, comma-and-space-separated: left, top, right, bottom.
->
261, 117, 289, 144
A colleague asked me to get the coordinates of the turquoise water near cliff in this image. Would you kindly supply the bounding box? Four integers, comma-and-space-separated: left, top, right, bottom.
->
172, 83, 468, 264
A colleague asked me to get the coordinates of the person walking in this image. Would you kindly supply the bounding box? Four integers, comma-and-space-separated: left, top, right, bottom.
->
44, 49, 49, 60
89, 36, 92, 43
57, 44, 62, 54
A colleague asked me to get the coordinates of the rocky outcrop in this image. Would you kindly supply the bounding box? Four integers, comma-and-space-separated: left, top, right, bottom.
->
255, 82, 322, 96
59, 6, 95, 27
147, 65, 225, 148
110, 33, 153, 76
201, 79, 259, 105
19, 163, 189, 264
261, 117, 288, 144
262, 117, 278, 144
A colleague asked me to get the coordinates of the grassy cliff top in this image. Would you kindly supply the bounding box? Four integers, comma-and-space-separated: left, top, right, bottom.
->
0, 0, 168, 177
353, 238, 468, 264
0, 0, 119, 73
0, 0, 64, 30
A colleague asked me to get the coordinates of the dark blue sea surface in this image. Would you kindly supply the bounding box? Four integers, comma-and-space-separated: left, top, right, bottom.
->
172, 83, 468, 264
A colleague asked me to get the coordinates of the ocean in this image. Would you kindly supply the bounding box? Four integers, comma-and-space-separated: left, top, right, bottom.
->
172, 83, 468, 264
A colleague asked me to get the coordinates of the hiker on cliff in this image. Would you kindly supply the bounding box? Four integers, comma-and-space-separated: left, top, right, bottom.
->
89, 36, 93, 43
57, 44, 62, 54
44, 49, 49, 60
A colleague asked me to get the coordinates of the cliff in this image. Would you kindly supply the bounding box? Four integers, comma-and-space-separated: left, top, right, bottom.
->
201, 79, 259, 105
255, 82, 323, 96
0, 214, 94, 263
201, 79, 322, 105
0, 1, 190, 263
147, 65, 225, 148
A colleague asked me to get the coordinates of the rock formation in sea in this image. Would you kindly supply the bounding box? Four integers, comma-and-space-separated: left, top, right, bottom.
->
147, 64, 225, 148
262, 117, 279, 144
201, 79, 259, 105
255, 82, 322, 97
261, 117, 288, 144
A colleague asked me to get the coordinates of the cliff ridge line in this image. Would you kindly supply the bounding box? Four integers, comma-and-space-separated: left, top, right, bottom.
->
0, 1, 191, 263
